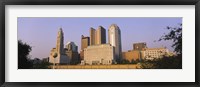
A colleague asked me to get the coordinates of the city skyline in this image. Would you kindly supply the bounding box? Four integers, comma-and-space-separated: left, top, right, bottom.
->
18, 17, 182, 59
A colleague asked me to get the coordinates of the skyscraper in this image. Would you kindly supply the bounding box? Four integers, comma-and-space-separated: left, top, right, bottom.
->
96, 26, 106, 44
108, 24, 122, 62
90, 27, 96, 45
56, 28, 64, 54
49, 28, 69, 64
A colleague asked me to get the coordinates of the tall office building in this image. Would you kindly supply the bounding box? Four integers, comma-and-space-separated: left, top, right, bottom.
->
49, 28, 69, 64
90, 27, 96, 45
108, 24, 122, 62
96, 26, 106, 44
56, 28, 64, 54
80, 35, 90, 60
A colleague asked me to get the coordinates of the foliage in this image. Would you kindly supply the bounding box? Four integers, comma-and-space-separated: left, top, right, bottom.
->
131, 59, 140, 64
18, 40, 33, 69
140, 55, 182, 69
18, 40, 51, 69
159, 24, 182, 54
32, 59, 51, 69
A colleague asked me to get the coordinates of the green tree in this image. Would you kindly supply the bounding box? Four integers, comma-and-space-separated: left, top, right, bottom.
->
159, 24, 182, 54
141, 56, 182, 69
18, 40, 33, 69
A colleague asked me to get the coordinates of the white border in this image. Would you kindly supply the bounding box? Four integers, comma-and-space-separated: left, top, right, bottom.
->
5, 5, 195, 82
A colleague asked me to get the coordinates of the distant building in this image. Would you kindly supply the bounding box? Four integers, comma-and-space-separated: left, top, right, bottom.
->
122, 50, 141, 62
80, 35, 90, 60
49, 28, 70, 64
96, 26, 106, 44
81, 35, 90, 51
83, 44, 114, 65
65, 42, 79, 64
141, 47, 169, 60
90, 27, 96, 45
133, 42, 147, 50
66, 42, 78, 52
108, 24, 122, 62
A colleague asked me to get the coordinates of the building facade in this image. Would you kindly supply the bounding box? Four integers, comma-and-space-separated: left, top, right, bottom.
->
83, 44, 114, 65
90, 27, 96, 45
80, 35, 90, 60
122, 50, 141, 62
133, 42, 147, 50
81, 35, 90, 51
141, 47, 169, 60
108, 24, 122, 62
96, 26, 106, 44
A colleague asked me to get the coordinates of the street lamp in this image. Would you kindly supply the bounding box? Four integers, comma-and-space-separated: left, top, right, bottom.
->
53, 52, 58, 69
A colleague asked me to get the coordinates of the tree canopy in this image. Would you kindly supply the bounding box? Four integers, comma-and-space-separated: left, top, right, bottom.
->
159, 24, 182, 54
18, 40, 33, 69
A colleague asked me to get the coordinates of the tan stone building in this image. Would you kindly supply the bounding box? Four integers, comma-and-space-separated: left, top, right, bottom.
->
96, 26, 106, 44
49, 28, 81, 65
80, 35, 90, 60
122, 50, 141, 62
49, 28, 70, 64
133, 42, 147, 50
89, 26, 106, 45
81, 35, 90, 51
90, 27, 96, 45
141, 47, 169, 60
83, 44, 114, 65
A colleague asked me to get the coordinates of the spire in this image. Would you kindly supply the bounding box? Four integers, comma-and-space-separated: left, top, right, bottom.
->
60, 27, 62, 30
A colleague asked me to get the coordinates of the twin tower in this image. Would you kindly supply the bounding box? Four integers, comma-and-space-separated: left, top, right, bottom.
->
89, 24, 122, 62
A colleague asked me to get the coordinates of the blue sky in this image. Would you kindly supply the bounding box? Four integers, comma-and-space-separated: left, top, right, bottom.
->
18, 17, 182, 59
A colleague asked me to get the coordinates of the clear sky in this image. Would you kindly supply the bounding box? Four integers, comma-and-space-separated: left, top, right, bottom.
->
18, 17, 182, 59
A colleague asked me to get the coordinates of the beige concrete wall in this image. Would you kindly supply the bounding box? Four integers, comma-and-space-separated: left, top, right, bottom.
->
84, 44, 114, 65
49, 64, 140, 69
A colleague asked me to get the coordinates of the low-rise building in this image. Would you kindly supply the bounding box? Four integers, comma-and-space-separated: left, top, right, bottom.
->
122, 50, 141, 62
83, 44, 114, 65
141, 47, 169, 60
